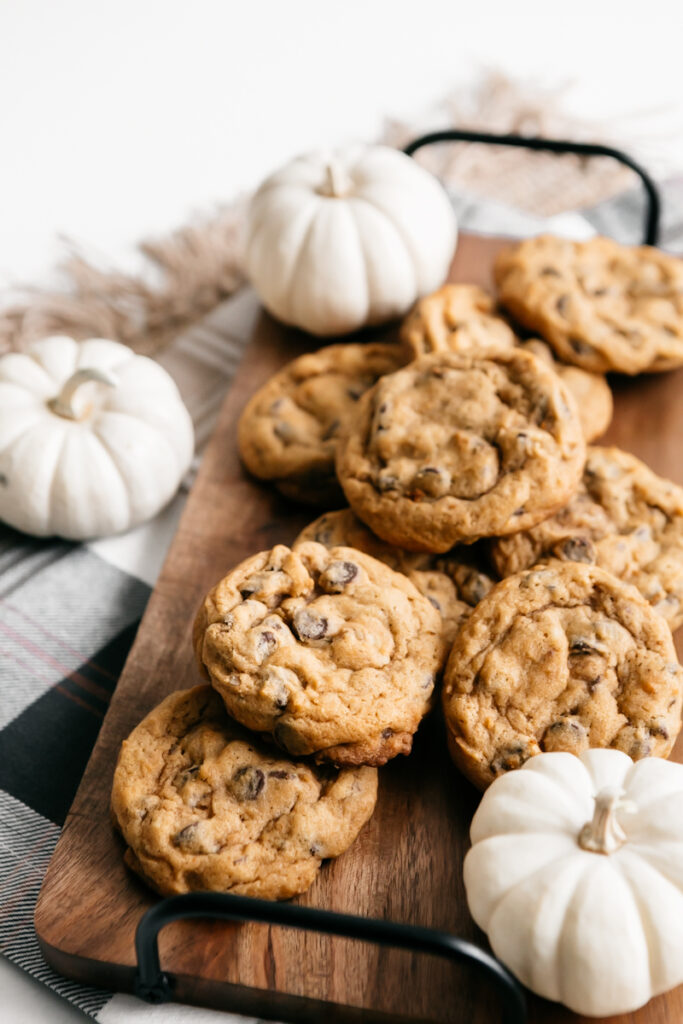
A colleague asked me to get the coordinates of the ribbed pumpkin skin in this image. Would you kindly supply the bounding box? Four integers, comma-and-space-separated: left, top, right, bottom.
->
246, 145, 457, 336
464, 749, 683, 1017
0, 335, 194, 540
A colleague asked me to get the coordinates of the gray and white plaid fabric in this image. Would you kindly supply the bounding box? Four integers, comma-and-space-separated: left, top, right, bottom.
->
1, 180, 682, 1023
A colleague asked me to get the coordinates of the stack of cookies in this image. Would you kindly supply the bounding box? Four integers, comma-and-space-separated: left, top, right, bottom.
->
112, 233, 683, 902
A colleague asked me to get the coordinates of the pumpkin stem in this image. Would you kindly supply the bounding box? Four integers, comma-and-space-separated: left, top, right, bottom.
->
578, 787, 627, 855
318, 161, 352, 198
49, 368, 117, 421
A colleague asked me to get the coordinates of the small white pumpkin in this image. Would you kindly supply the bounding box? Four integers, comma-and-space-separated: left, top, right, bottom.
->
0, 336, 194, 540
464, 749, 683, 1017
246, 145, 457, 336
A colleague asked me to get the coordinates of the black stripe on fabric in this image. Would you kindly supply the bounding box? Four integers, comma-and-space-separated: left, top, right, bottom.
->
0, 621, 139, 825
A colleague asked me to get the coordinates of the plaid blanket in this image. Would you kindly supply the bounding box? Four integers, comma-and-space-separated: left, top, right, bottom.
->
2, 182, 682, 1024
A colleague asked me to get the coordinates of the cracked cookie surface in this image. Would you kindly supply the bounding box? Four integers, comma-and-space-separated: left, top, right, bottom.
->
111, 685, 377, 899
491, 446, 683, 631
296, 508, 494, 648
442, 562, 683, 790
194, 542, 442, 765
519, 338, 612, 443
400, 284, 516, 359
495, 234, 683, 374
335, 349, 586, 552
238, 341, 406, 504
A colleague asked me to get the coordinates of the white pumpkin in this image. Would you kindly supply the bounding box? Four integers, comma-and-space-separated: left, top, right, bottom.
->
464, 749, 683, 1017
246, 145, 457, 336
0, 336, 194, 540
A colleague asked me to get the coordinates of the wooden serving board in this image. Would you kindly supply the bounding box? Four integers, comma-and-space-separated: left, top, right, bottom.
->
35, 234, 683, 1024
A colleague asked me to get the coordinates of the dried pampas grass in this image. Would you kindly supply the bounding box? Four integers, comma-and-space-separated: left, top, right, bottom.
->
0, 203, 247, 356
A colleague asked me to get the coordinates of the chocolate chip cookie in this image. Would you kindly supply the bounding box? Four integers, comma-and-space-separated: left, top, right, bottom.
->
111, 686, 377, 899
238, 342, 406, 505
495, 234, 683, 374
194, 542, 442, 765
335, 349, 586, 552
296, 508, 494, 647
491, 446, 683, 631
400, 284, 516, 359
519, 339, 612, 442
442, 562, 683, 790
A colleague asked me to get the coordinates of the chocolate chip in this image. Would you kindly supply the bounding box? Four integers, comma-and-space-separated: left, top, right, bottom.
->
556, 295, 569, 315
381, 728, 394, 740
458, 569, 491, 606
173, 823, 199, 849
547, 719, 582, 733
176, 764, 200, 786
411, 466, 450, 498
347, 384, 366, 400
273, 687, 289, 711
321, 419, 340, 441
230, 766, 265, 801
309, 841, 323, 856
320, 560, 358, 593
273, 721, 308, 754
541, 266, 560, 276
274, 420, 296, 443
570, 639, 599, 655
626, 737, 652, 759
569, 337, 594, 355
257, 631, 277, 657
268, 769, 292, 779
293, 608, 328, 640
649, 722, 669, 739
376, 471, 399, 493
490, 745, 530, 776
542, 717, 588, 752
553, 536, 596, 564
428, 595, 441, 611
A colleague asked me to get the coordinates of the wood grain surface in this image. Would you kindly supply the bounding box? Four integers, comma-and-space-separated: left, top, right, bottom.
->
35, 234, 683, 1024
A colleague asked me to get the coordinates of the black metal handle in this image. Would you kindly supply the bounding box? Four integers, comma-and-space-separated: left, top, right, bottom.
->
134, 891, 527, 1023
404, 128, 661, 246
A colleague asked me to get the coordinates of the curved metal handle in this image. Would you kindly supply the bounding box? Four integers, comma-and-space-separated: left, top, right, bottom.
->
404, 128, 661, 246
134, 891, 527, 1023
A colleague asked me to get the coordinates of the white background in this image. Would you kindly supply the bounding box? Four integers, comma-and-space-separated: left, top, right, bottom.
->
1, 0, 682, 1020
1, 0, 683, 288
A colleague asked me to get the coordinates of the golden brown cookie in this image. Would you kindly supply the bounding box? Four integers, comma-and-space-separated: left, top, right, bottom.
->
519, 339, 612, 442
111, 686, 377, 900
194, 542, 442, 766
335, 349, 586, 552
295, 508, 494, 648
238, 341, 407, 504
399, 284, 516, 359
442, 562, 683, 790
495, 234, 683, 374
491, 446, 683, 631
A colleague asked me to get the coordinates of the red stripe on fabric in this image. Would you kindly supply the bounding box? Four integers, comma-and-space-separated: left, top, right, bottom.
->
0, 598, 118, 682
0, 619, 112, 703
